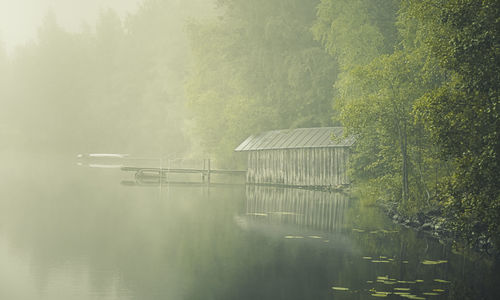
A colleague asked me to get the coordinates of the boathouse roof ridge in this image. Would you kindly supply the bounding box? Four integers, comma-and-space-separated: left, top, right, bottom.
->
234, 127, 355, 151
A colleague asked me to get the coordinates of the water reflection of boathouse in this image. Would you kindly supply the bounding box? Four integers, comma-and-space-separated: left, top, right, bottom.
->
244, 185, 349, 232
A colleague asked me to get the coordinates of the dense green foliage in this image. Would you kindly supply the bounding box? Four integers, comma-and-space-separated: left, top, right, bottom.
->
186, 0, 338, 166
408, 0, 500, 248
313, 0, 438, 211
311, 0, 499, 250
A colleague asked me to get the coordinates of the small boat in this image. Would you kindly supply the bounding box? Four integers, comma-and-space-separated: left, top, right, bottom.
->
76, 153, 129, 169
77, 153, 129, 159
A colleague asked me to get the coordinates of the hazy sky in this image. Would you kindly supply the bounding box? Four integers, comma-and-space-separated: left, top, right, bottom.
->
0, 0, 142, 54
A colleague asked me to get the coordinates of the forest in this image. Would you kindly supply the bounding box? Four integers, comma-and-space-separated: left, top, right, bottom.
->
1, 0, 499, 252
188, 0, 499, 253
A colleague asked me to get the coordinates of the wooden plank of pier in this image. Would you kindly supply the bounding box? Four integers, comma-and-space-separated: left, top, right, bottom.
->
121, 166, 247, 176
122, 166, 203, 174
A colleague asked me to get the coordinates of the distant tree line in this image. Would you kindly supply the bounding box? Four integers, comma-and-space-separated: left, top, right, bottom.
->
188, 0, 500, 251
1, 0, 212, 155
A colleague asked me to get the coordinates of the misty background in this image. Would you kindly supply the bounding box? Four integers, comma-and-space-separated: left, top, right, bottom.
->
0, 2, 499, 299
0, 0, 337, 164
0, 0, 214, 157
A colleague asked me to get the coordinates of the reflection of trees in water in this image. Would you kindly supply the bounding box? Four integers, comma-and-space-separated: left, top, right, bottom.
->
245, 185, 349, 232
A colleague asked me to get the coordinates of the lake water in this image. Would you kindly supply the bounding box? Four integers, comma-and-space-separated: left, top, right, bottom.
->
0, 153, 498, 299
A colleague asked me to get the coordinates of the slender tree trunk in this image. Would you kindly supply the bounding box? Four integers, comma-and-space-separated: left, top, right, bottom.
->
403, 122, 409, 203
398, 120, 409, 204
390, 85, 410, 204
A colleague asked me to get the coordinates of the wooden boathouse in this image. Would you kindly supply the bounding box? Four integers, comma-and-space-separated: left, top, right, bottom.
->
234, 127, 355, 187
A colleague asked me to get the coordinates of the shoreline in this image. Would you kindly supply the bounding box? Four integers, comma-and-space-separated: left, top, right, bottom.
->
381, 202, 498, 258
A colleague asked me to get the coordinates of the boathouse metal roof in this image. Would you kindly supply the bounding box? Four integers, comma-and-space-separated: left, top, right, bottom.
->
234, 127, 355, 151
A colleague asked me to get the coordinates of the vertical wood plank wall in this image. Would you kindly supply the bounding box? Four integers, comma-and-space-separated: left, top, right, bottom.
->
246, 147, 350, 186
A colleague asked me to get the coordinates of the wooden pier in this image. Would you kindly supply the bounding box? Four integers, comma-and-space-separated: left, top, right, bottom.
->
121, 164, 246, 184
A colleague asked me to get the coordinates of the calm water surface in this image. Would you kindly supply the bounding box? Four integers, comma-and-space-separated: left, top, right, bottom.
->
0, 153, 498, 299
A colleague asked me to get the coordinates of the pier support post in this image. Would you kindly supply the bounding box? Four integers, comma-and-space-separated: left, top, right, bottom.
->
207, 159, 211, 184
202, 159, 206, 183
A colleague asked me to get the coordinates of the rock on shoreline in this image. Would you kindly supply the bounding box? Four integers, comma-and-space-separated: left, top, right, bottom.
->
382, 204, 497, 257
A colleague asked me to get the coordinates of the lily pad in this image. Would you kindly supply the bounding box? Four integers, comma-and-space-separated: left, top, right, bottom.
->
284, 235, 304, 239
402, 296, 425, 300
308, 235, 322, 239
422, 260, 448, 265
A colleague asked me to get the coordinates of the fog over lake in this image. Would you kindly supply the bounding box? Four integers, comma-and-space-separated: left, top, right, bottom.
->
1, 1, 499, 299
